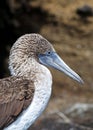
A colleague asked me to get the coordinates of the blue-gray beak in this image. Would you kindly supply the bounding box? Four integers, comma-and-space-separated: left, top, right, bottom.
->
39, 52, 83, 84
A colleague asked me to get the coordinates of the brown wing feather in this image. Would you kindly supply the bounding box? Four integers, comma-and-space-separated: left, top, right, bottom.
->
0, 76, 35, 129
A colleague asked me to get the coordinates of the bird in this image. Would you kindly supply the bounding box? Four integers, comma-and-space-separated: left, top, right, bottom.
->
0, 34, 83, 130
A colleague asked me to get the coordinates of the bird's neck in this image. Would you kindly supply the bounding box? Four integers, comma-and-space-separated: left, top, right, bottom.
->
7, 58, 52, 130
9, 56, 46, 79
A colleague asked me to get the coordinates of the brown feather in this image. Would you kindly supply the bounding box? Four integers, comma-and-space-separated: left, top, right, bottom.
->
0, 76, 34, 129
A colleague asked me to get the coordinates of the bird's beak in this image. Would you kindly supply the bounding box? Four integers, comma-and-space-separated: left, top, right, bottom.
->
39, 52, 84, 84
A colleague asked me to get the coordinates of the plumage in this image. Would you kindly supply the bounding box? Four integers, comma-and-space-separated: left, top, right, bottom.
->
0, 33, 83, 130
0, 76, 34, 129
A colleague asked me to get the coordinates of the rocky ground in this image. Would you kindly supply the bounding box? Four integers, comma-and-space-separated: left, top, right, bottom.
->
0, 0, 93, 129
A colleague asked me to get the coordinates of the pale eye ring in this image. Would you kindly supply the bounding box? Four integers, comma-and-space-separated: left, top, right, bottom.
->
46, 51, 52, 56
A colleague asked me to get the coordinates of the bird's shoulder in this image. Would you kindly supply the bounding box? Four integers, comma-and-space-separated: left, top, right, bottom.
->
0, 76, 35, 129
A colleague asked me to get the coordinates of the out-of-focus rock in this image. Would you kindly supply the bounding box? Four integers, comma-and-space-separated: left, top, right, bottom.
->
29, 116, 93, 130
76, 5, 93, 21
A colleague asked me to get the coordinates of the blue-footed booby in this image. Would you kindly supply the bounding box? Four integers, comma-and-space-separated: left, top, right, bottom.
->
0, 34, 83, 130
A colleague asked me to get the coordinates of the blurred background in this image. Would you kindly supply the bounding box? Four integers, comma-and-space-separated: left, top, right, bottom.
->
0, 0, 93, 130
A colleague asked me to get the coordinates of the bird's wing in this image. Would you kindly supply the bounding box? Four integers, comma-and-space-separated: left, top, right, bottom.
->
0, 76, 35, 129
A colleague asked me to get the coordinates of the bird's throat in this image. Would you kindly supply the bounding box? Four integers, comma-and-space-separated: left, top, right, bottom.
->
6, 65, 52, 130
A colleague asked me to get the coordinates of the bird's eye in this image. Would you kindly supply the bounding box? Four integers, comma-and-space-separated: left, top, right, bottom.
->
48, 51, 51, 54
46, 51, 51, 55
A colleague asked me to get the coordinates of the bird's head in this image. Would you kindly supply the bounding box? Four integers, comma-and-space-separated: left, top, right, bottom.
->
9, 34, 83, 83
